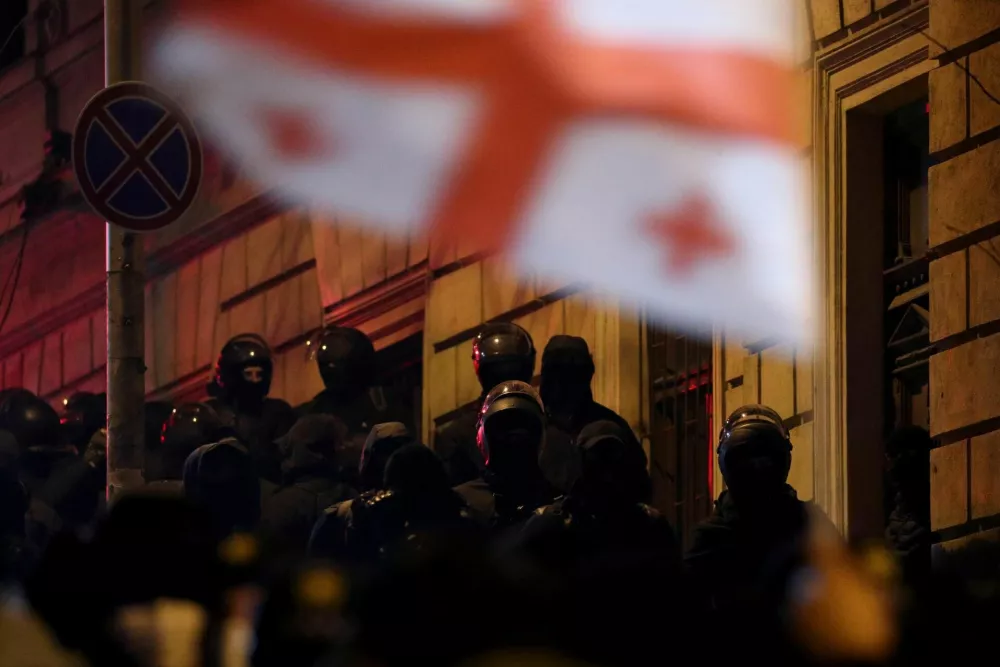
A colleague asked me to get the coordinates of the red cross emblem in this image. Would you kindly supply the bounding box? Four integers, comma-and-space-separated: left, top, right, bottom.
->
644, 195, 735, 276
259, 108, 331, 161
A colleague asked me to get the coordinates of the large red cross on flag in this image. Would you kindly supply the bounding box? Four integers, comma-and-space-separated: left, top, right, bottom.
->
151, 0, 814, 345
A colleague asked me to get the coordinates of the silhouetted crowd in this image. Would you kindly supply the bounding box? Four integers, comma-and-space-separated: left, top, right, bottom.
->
0, 324, 998, 666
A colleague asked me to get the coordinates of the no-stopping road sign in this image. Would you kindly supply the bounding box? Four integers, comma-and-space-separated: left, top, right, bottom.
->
73, 81, 203, 232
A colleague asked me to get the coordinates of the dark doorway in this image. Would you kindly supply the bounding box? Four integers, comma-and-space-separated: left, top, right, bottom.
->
647, 326, 713, 550
375, 333, 423, 438
0, 0, 28, 71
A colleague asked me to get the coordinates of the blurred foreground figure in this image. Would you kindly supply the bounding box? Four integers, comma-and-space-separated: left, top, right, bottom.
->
516, 420, 680, 666
685, 405, 820, 616
436, 323, 536, 486
455, 382, 556, 532
301, 327, 412, 481
538, 335, 639, 494
207, 333, 296, 483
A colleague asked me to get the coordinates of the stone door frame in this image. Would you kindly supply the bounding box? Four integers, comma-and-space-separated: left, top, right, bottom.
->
813, 2, 934, 535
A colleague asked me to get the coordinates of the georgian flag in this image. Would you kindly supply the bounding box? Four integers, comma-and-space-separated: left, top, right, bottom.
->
150, 0, 813, 344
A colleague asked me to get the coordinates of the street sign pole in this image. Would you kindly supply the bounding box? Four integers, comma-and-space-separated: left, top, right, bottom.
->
105, 0, 145, 497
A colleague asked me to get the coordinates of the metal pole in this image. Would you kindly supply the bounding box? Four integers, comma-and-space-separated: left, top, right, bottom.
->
105, 0, 145, 498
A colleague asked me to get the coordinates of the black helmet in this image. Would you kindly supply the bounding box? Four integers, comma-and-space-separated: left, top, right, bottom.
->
210, 334, 273, 402
471, 323, 536, 393
152, 403, 226, 481
313, 327, 377, 395
475, 381, 545, 470
60, 392, 106, 449
0, 389, 60, 449
717, 404, 792, 491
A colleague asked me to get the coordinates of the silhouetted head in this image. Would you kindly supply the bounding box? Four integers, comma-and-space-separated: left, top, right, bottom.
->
0, 389, 61, 449
384, 443, 451, 497
576, 420, 650, 506
313, 327, 376, 399
209, 333, 274, 405
539, 335, 595, 414
359, 422, 413, 492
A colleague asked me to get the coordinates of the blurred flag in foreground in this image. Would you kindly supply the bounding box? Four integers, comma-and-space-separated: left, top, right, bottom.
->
150, 0, 813, 345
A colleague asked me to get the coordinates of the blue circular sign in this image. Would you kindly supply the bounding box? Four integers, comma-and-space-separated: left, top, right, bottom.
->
72, 82, 203, 232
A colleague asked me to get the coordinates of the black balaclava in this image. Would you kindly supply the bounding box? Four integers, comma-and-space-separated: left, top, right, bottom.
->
471, 323, 535, 395
576, 420, 651, 507
477, 381, 546, 483
359, 422, 413, 492
209, 334, 274, 407
717, 404, 792, 509
314, 327, 377, 402
539, 335, 595, 420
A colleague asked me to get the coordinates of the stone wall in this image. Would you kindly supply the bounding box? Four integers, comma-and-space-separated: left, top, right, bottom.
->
926, 0, 1000, 549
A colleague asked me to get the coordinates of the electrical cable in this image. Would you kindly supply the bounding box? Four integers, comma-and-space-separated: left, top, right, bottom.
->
0, 13, 28, 63
920, 29, 1000, 109
0, 220, 29, 336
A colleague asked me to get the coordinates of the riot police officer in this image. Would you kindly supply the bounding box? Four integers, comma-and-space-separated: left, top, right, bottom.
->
146, 403, 227, 492
454, 381, 555, 531
299, 327, 411, 482
538, 335, 640, 494
435, 322, 536, 486
206, 333, 295, 483
684, 404, 815, 616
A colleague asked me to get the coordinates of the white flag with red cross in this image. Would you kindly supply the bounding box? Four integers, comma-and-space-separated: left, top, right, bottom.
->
150, 0, 814, 345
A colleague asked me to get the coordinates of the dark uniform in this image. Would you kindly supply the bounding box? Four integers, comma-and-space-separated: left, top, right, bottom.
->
538, 335, 641, 494
299, 328, 412, 483
309, 443, 477, 566
454, 381, 556, 532
206, 333, 296, 483
434, 322, 536, 487
517, 420, 680, 667
685, 405, 820, 620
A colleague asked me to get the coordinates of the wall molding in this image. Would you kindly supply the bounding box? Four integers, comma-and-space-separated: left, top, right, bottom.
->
324, 261, 428, 329
813, 3, 931, 536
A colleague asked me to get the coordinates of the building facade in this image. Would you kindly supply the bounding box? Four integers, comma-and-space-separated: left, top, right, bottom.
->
0, 0, 994, 550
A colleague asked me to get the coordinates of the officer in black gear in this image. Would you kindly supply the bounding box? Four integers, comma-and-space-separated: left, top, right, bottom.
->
299, 327, 411, 482
0, 389, 70, 493
538, 335, 640, 494
206, 333, 296, 483
145, 403, 227, 492
684, 404, 818, 617
309, 441, 477, 567
454, 381, 555, 531
435, 322, 536, 487
516, 420, 681, 667
59, 392, 106, 455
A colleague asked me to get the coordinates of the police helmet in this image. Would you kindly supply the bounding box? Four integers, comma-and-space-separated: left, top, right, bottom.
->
475, 380, 545, 468
211, 333, 273, 397
0, 389, 61, 449
471, 322, 536, 392
717, 404, 792, 485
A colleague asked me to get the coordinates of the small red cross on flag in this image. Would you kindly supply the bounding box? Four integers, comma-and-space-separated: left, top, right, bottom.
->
644, 196, 736, 277
150, 0, 814, 344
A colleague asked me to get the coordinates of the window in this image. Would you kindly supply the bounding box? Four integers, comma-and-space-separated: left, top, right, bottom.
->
647, 326, 713, 549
